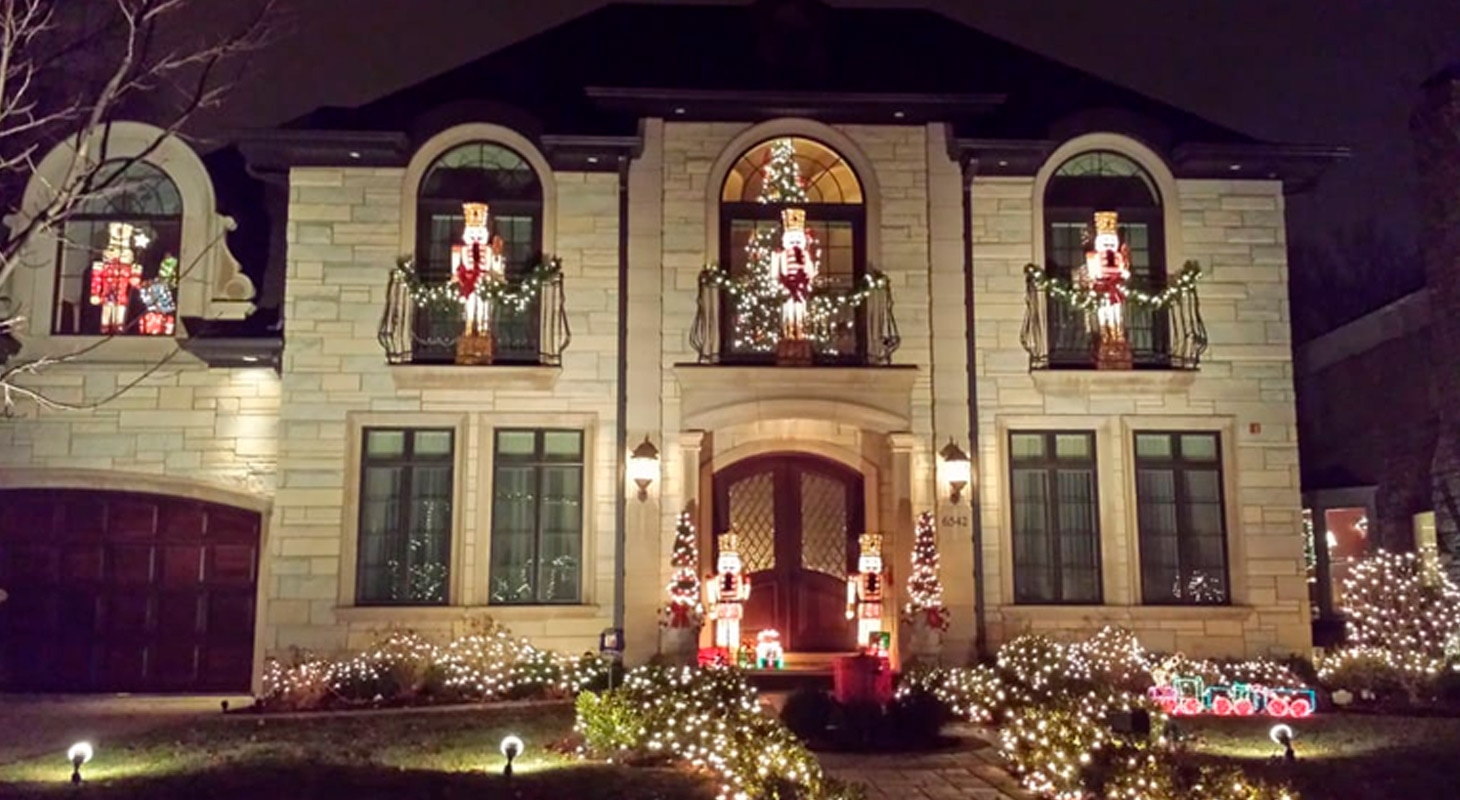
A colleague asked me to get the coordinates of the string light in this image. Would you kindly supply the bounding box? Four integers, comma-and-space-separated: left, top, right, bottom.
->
901, 511, 950, 632
660, 511, 706, 630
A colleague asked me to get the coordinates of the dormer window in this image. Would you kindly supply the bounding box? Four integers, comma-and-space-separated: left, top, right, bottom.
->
53, 160, 183, 336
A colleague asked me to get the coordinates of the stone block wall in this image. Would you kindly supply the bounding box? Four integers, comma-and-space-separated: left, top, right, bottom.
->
972, 171, 1312, 658
265, 165, 621, 659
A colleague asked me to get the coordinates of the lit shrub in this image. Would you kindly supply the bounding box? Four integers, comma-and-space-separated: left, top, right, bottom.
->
997, 633, 1093, 698
1079, 626, 1152, 691
896, 664, 1007, 723
1342, 550, 1460, 657
1318, 645, 1441, 702
883, 686, 947, 747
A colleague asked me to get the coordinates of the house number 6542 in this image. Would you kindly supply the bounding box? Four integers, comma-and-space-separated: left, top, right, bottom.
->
941, 515, 969, 528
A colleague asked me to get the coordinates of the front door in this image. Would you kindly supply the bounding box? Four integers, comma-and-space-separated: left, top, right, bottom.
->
713, 454, 863, 652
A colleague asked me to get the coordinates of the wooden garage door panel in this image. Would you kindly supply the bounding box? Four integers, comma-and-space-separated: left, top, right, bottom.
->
0, 489, 261, 693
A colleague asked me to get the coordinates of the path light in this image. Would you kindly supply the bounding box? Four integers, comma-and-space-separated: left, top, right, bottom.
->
68, 742, 93, 784
500, 735, 524, 777
1269, 723, 1296, 762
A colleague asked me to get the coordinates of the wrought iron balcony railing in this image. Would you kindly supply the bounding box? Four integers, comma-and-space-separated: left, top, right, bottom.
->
378, 261, 570, 366
1020, 262, 1207, 370
690, 268, 900, 366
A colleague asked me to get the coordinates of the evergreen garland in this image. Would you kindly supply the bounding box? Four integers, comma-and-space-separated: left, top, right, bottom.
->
391, 256, 563, 313
1024, 260, 1203, 311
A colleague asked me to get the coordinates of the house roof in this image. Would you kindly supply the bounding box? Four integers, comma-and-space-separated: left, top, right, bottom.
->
280, 0, 1262, 149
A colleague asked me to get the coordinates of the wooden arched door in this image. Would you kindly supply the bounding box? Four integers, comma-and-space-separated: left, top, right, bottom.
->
713, 454, 863, 652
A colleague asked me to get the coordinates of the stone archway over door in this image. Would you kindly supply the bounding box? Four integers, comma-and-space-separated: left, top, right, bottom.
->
713, 454, 863, 652
0, 489, 261, 692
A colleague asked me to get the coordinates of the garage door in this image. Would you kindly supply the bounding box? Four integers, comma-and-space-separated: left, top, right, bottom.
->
0, 489, 261, 693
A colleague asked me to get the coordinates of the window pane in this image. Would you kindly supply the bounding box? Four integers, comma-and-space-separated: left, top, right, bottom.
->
538, 465, 583, 602
1136, 468, 1181, 603
496, 430, 536, 457
544, 431, 583, 459
1010, 434, 1046, 460
1135, 434, 1173, 459
414, 430, 453, 457
366, 430, 406, 458
1056, 469, 1100, 603
358, 466, 403, 603
1011, 469, 1052, 603
405, 465, 452, 603
490, 465, 538, 603
1055, 434, 1091, 460
1180, 434, 1218, 461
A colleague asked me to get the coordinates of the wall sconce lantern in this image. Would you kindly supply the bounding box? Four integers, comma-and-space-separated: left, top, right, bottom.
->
628, 436, 660, 501
939, 438, 971, 504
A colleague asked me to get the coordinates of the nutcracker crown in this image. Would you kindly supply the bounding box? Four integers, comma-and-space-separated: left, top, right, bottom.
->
781, 207, 806, 231
858, 532, 883, 555
461, 202, 490, 229
1093, 211, 1119, 237
718, 531, 740, 555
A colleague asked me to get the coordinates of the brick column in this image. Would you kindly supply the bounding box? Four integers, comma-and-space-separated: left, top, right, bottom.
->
1414, 66, 1460, 577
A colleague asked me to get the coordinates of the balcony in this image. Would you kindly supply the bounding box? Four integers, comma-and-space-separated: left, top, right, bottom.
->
1020, 261, 1207, 373
378, 261, 570, 389
689, 267, 900, 366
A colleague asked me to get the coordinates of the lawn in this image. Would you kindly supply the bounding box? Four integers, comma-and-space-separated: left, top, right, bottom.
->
1180, 713, 1460, 799
0, 702, 714, 800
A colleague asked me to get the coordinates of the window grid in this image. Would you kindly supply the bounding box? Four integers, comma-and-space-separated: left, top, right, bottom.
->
1134, 431, 1230, 605
1008, 431, 1102, 604
355, 428, 455, 606
490, 429, 585, 605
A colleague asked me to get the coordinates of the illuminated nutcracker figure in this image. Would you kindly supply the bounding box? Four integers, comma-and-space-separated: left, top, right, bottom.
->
89, 222, 143, 334
1082, 211, 1133, 369
451, 202, 506, 365
846, 533, 887, 651
706, 532, 751, 655
770, 207, 817, 365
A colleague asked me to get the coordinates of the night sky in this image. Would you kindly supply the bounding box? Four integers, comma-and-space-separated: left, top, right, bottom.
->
201, 0, 1459, 303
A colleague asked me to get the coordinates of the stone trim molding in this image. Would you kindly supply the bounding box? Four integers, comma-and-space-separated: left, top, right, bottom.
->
1029, 132, 1185, 275
702, 118, 883, 264
386, 364, 562, 391
398, 123, 558, 257
1031, 369, 1198, 397
0, 466, 271, 513
674, 365, 917, 433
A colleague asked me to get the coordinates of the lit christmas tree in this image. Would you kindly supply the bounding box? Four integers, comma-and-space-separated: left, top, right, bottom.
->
661, 511, 705, 629
733, 138, 810, 354
902, 511, 950, 631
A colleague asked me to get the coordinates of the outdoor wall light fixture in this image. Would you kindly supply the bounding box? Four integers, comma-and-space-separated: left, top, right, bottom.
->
67, 742, 93, 784
628, 436, 659, 501
500, 735, 524, 776
939, 439, 971, 504
1269, 724, 1296, 762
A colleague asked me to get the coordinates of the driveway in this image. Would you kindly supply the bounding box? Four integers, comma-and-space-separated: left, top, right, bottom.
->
0, 694, 250, 766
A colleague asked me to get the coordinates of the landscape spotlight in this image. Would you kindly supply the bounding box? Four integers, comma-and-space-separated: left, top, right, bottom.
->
1269, 723, 1296, 762
67, 742, 93, 784
500, 735, 524, 777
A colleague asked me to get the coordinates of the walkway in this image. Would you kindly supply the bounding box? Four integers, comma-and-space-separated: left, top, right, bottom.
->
818, 724, 1034, 800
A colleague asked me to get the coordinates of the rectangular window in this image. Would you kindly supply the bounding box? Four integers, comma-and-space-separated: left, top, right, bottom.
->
356, 428, 455, 605
1008, 431, 1102, 604
1134, 431, 1229, 605
490, 429, 585, 604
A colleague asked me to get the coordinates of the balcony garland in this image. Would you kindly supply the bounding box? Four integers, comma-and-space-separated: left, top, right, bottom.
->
697, 263, 891, 318
1023, 260, 1203, 311
391, 256, 563, 313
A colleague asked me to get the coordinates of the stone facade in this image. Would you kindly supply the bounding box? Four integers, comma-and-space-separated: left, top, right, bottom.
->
0, 116, 1317, 688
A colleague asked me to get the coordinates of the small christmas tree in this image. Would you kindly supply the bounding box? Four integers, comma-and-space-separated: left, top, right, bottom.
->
660, 511, 705, 629
902, 511, 950, 631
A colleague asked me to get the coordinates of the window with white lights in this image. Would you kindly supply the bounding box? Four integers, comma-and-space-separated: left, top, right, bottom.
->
1043, 151, 1167, 366
717, 136, 865, 362
53, 160, 183, 336
1008, 431, 1102, 604
489, 429, 584, 605
414, 142, 543, 361
356, 428, 455, 605
1134, 432, 1229, 605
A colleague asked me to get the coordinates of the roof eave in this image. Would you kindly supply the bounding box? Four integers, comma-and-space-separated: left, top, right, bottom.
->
586, 87, 1006, 124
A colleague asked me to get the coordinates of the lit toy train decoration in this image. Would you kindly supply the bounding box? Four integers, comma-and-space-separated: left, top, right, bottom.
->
1148, 676, 1316, 718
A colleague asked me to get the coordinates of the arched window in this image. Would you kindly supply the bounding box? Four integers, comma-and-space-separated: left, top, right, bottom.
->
54, 160, 184, 336
717, 136, 865, 362
1042, 151, 1166, 365
416, 142, 542, 277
